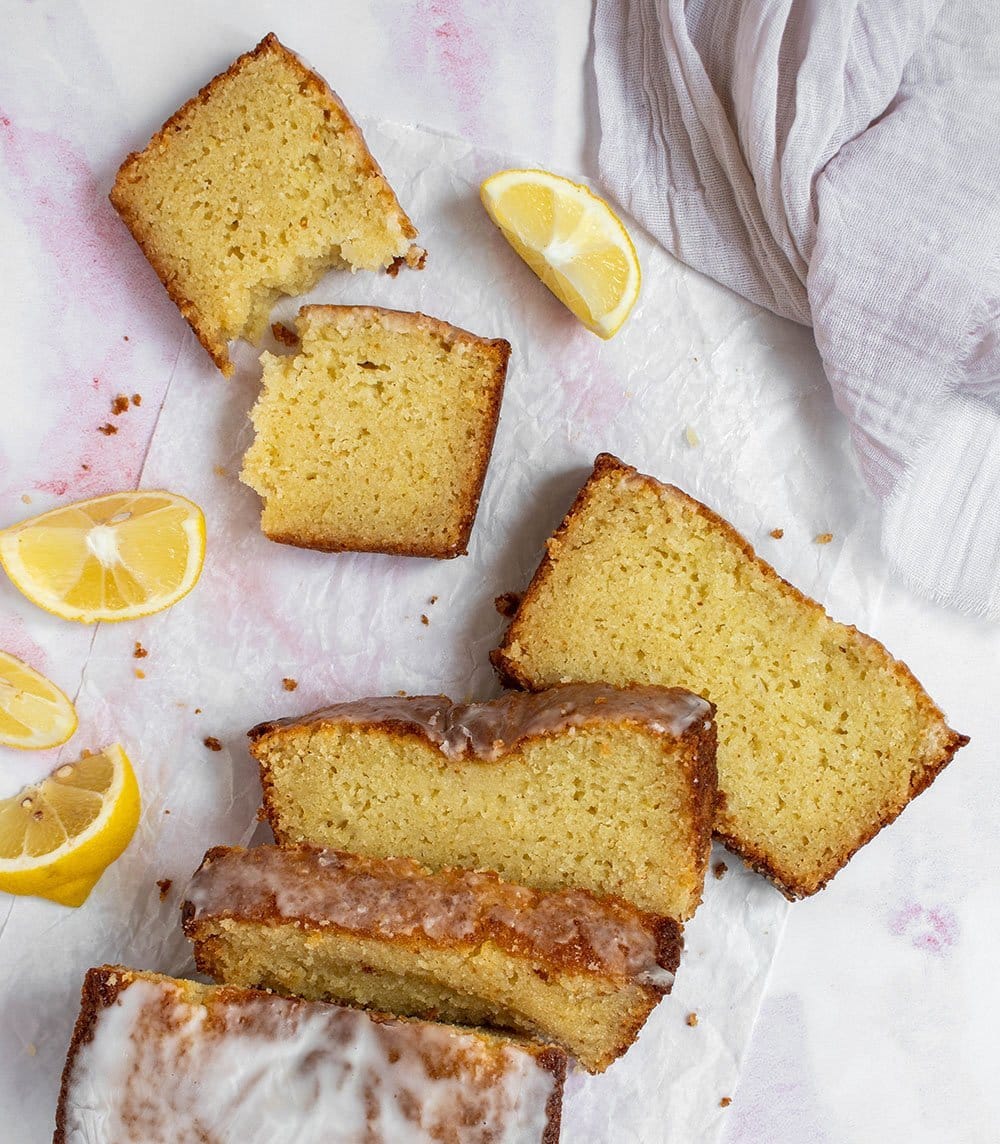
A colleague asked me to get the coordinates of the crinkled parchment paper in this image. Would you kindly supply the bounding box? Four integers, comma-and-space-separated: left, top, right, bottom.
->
2, 118, 898, 1141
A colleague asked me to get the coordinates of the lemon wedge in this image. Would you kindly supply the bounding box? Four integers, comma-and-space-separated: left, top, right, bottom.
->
480, 168, 641, 338
0, 744, 140, 906
0, 491, 206, 623
0, 651, 78, 750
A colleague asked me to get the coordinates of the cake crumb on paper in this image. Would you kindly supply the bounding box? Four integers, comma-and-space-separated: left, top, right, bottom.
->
495, 592, 522, 618
684, 425, 700, 447
686, 1012, 699, 1027
133, 642, 148, 659
98, 423, 118, 436
156, 878, 173, 901
421, 614, 429, 626
815, 532, 833, 544
720, 1097, 732, 1108
131, 393, 142, 406
20, 494, 30, 504
429, 595, 438, 605
714, 861, 728, 879
203, 736, 223, 752
134, 668, 145, 679
769, 528, 784, 539
111, 394, 130, 415
213, 465, 227, 477
282, 677, 298, 692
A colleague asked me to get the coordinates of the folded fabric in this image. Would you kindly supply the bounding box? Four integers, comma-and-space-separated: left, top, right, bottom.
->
594, 0, 1000, 617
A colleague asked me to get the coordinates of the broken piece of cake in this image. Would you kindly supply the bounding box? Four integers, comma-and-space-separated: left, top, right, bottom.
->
183, 844, 683, 1073
110, 34, 423, 375
250, 683, 717, 920
492, 453, 968, 899
240, 306, 510, 557
55, 967, 565, 1144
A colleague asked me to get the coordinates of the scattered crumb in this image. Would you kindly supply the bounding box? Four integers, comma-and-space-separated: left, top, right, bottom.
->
271, 321, 300, 348
163, 809, 171, 815
25, 1043, 36, 1057
420, 614, 429, 626
131, 393, 142, 407
194, 708, 202, 715
815, 532, 833, 545
769, 528, 784, 540
684, 425, 700, 447
713, 861, 728, 880
134, 668, 145, 679
686, 1012, 699, 1027
111, 394, 130, 415
133, 641, 148, 659
282, 677, 298, 692
429, 595, 438, 605
98, 423, 118, 436
396, 690, 407, 697
20, 494, 30, 505
81, 463, 90, 471
123, 335, 129, 342
156, 878, 172, 901
386, 257, 404, 278
213, 465, 228, 477
203, 736, 223, 752
720, 1097, 732, 1108
495, 592, 522, 618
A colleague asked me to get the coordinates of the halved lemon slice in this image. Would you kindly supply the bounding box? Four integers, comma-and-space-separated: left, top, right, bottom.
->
481, 168, 641, 338
0, 651, 78, 750
0, 744, 140, 906
0, 491, 206, 623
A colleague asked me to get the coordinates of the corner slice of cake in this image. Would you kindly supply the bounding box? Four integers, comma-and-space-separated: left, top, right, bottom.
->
110, 33, 423, 376
492, 453, 969, 899
183, 844, 682, 1074
250, 682, 717, 920
240, 306, 510, 557
55, 967, 565, 1144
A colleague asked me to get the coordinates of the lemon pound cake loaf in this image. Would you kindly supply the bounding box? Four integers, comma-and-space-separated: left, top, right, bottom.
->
240, 306, 510, 556
184, 844, 683, 1073
55, 967, 565, 1144
492, 454, 969, 899
251, 682, 716, 920
110, 34, 423, 375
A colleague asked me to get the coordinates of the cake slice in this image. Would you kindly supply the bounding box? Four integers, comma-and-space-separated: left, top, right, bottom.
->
183, 844, 682, 1074
251, 682, 717, 920
240, 306, 510, 556
492, 453, 969, 899
110, 34, 423, 376
55, 966, 565, 1144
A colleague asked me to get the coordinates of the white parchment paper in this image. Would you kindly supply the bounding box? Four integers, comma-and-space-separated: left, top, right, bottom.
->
1, 116, 904, 1142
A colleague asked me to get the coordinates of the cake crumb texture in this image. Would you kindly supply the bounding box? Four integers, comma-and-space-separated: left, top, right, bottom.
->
492, 453, 968, 899
240, 306, 510, 557
110, 34, 421, 375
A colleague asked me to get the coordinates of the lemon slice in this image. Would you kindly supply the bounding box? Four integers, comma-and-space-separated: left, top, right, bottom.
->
480, 168, 641, 338
0, 744, 140, 906
0, 491, 206, 623
0, 651, 78, 750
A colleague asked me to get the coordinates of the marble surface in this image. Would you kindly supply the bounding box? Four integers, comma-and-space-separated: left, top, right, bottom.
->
2, 3, 997, 1142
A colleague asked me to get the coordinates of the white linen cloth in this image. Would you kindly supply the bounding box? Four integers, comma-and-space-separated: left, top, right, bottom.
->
594, 0, 1000, 617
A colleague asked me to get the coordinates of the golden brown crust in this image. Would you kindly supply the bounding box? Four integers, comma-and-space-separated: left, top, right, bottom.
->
110, 34, 422, 376
183, 844, 683, 983
257, 306, 509, 558
492, 452, 969, 899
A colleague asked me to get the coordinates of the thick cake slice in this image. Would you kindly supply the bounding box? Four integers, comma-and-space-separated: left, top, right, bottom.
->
250, 682, 717, 920
183, 844, 682, 1074
110, 34, 423, 375
240, 306, 510, 557
55, 967, 564, 1144
492, 453, 968, 899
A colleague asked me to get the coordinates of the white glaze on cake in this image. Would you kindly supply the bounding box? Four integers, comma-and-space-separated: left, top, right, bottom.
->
58, 970, 561, 1144
249, 682, 713, 761
185, 845, 679, 987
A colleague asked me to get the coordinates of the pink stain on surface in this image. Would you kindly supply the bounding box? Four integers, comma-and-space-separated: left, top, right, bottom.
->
888, 901, 960, 955
412, 1, 490, 138
0, 616, 48, 674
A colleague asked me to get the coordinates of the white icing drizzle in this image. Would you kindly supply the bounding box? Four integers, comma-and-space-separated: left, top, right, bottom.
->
61, 974, 559, 1144
185, 846, 680, 985
251, 682, 713, 761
